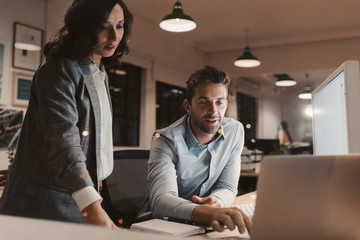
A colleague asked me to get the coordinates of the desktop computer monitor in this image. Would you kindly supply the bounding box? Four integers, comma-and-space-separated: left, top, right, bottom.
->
312, 60, 360, 155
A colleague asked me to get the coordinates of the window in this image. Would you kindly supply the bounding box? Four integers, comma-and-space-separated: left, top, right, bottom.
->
107, 62, 141, 146
237, 92, 257, 146
156, 82, 186, 129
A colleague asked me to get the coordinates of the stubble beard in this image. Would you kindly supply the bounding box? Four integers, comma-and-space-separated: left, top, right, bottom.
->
192, 115, 222, 135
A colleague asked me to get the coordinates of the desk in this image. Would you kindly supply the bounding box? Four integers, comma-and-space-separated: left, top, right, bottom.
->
0, 192, 255, 240
0, 214, 189, 240
233, 191, 257, 206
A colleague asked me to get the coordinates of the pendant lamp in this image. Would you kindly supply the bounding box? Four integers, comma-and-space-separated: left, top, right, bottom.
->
274, 74, 297, 87
159, 1, 196, 33
234, 30, 261, 68
298, 86, 312, 99
298, 74, 312, 99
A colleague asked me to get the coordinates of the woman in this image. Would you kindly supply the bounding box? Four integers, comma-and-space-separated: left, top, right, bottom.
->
0, 0, 133, 229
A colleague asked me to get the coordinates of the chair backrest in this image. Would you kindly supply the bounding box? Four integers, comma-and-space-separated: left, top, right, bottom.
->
101, 149, 149, 228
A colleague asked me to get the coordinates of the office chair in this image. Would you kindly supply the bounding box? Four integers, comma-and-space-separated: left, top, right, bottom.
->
101, 149, 150, 228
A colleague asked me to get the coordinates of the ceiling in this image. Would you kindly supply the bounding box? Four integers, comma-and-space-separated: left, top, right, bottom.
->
126, 0, 360, 53
124, 0, 360, 94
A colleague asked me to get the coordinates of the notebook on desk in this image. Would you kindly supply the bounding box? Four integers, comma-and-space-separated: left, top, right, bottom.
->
130, 219, 206, 237
250, 154, 360, 240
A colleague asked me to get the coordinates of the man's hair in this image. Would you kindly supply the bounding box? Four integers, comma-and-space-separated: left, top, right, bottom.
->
185, 65, 231, 102
44, 0, 133, 66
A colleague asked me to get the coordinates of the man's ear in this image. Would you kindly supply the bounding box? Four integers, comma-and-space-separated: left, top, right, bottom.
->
183, 99, 191, 114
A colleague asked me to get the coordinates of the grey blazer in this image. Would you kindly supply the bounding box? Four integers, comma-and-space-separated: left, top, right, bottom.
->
0, 57, 110, 222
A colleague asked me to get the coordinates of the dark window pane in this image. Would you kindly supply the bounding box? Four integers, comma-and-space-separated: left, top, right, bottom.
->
126, 90, 140, 118
107, 62, 141, 146
156, 82, 186, 129
237, 92, 257, 146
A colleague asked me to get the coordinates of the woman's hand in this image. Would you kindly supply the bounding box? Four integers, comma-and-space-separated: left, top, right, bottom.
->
82, 201, 118, 230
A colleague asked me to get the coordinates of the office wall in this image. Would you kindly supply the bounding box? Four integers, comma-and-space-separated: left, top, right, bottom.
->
0, 0, 311, 169
0, 0, 47, 106
0, 0, 47, 170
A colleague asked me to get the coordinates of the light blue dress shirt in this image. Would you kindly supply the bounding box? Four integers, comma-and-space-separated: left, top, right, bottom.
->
147, 114, 244, 220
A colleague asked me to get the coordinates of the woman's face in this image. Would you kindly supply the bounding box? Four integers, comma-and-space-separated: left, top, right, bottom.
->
92, 3, 124, 66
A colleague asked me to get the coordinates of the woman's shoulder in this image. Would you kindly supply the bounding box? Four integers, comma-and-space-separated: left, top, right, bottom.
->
35, 57, 91, 85
41, 56, 81, 69
39, 57, 90, 76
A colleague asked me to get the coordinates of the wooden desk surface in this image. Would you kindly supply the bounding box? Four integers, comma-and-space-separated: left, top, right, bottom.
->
233, 191, 257, 206
0, 191, 255, 240
0, 214, 189, 240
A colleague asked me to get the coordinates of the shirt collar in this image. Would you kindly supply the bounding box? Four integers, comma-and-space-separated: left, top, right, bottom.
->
185, 115, 225, 149
89, 63, 105, 77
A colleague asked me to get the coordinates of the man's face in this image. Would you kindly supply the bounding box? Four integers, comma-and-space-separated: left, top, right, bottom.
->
184, 82, 228, 141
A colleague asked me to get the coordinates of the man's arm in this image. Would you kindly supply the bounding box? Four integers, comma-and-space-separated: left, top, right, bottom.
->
210, 123, 244, 206
147, 135, 198, 220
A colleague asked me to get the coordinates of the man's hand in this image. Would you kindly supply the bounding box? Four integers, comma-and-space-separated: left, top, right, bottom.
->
82, 201, 118, 230
191, 205, 252, 235
191, 195, 222, 207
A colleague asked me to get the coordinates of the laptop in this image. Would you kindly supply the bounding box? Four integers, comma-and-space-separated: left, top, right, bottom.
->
251, 154, 360, 240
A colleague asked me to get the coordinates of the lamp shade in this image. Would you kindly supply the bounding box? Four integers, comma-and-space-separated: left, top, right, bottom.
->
298, 86, 312, 99
274, 74, 297, 87
234, 46, 261, 68
159, 1, 196, 33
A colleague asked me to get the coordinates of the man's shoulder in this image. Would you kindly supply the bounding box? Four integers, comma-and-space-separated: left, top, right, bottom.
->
222, 117, 243, 129
153, 115, 187, 139
221, 117, 244, 141
155, 115, 186, 133
150, 116, 187, 153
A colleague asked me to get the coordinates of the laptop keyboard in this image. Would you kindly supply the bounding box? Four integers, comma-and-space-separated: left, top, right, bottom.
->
235, 203, 255, 217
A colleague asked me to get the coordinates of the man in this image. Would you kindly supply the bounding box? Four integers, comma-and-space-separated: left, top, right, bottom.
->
140, 66, 251, 233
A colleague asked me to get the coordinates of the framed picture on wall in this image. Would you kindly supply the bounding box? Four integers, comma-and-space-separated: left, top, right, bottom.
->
12, 22, 43, 71
12, 71, 33, 107
0, 39, 10, 105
